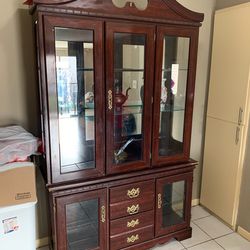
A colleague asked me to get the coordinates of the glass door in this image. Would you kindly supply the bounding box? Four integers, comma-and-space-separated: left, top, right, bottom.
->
155, 173, 192, 236
56, 189, 107, 250
44, 16, 105, 183
152, 26, 199, 166
106, 22, 155, 174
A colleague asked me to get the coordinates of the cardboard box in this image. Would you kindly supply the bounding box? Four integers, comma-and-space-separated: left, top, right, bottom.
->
0, 163, 37, 207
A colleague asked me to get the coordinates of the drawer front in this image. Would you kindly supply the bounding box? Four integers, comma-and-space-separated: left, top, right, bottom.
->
110, 225, 154, 250
110, 194, 154, 220
110, 180, 154, 204
110, 210, 154, 236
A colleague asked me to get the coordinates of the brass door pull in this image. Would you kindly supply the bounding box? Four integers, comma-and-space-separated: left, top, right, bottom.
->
127, 204, 139, 215
127, 234, 139, 243
108, 90, 113, 110
101, 205, 106, 223
127, 188, 140, 198
158, 193, 162, 209
127, 219, 139, 228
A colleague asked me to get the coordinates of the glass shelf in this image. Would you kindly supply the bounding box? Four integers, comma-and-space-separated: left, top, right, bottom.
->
160, 104, 185, 112
114, 68, 144, 72
114, 105, 143, 115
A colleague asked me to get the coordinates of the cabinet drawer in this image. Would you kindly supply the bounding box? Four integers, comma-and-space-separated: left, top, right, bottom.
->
110, 210, 154, 236
110, 194, 154, 220
110, 180, 154, 204
110, 225, 154, 250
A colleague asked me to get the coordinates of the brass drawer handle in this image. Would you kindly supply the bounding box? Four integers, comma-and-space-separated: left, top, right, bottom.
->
127, 204, 139, 215
101, 205, 105, 223
127, 188, 140, 198
158, 193, 162, 209
127, 219, 139, 228
108, 90, 112, 110
127, 234, 139, 243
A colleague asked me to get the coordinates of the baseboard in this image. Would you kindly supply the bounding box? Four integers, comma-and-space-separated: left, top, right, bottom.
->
36, 237, 50, 248
192, 199, 200, 207
238, 226, 250, 241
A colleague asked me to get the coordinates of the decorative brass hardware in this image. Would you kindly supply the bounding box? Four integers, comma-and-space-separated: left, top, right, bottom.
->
101, 205, 106, 223
127, 204, 139, 215
158, 193, 162, 209
127, 188, 140, 198
127, 234, 139, 243
127, 219, 139, 228
108, 90, 112, 110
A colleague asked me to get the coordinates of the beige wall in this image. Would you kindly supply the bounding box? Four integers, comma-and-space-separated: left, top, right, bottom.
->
0, 0, 48, 242
177, 0, 217, 199
0, 1, 39, 135
216, 0, 250, 9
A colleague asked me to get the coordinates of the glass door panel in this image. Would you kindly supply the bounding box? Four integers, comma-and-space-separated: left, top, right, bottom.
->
44, 17, 104, 183
161, 180, 185, 227
152, 26, 199, 166
66, 199, 99, 249
113, 33, 145, 165
56, 189, 107, 250
106, 23, 154, 174
159, 36, 190, 157
155, 173, 192, 236
55, 28, 95, 173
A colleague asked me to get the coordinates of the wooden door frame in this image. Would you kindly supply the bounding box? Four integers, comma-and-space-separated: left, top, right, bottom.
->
105, 21, 155, 175
56, 188, 107, 250
43, 15, 105, 183
155, 172, 192, 237
152, 25, 199, 167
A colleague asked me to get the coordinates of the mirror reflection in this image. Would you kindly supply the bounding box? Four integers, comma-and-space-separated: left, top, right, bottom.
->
55, 27, 96, 173
162, 180, 185, 228
113, 33, 145, 165
159, 36, 190, 157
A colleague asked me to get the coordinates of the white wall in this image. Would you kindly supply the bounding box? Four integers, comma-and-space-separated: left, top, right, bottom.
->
177, 0, 217, 199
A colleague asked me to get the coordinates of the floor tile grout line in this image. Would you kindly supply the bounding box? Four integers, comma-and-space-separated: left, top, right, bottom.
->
191, 214, 211, 222
191, 218, 234, 240
182, 239, 217, 249
191, 220, 213, 239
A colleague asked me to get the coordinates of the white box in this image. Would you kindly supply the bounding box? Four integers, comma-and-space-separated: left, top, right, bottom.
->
0, 201, 37, 250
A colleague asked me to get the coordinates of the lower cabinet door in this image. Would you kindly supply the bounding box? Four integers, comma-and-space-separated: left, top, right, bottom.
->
56, 189, 107, 250
155, 173, 192, 236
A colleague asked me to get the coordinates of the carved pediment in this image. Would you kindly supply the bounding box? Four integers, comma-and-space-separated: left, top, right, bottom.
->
28, 0, 204, 25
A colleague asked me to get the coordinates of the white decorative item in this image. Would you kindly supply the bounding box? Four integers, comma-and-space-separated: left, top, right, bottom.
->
112, 0, 148, 10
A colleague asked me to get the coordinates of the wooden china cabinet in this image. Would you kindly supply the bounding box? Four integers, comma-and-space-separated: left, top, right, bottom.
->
29, 0, 203, 249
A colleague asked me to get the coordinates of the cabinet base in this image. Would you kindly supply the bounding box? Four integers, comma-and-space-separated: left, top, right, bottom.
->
122, 227, 192, 250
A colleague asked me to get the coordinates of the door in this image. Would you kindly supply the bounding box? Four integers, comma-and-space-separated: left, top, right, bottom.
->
207, 8, 250, 125
155, 173, 192, 236
152, 26, 199, 166
105, 22, 155, 174
56, 189, 107, 250
201, 117, 244, 226
44, 16, 105, 183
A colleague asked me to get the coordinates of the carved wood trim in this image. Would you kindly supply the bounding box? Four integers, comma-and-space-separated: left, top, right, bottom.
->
163, 0, 204, 22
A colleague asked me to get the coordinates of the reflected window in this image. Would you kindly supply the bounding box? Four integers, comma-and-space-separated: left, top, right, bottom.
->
55, 28, 96, 173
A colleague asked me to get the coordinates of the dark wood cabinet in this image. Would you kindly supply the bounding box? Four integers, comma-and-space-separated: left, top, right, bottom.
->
29, 0, 203, 249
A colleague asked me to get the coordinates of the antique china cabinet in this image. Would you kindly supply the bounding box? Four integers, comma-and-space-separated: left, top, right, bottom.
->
28, 0, 203, 249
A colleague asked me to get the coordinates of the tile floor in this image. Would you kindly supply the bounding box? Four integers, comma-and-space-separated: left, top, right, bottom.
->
38, 206, 250, 250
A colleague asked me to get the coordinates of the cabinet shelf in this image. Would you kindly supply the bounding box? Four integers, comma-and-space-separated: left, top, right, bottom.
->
114, 68, 144, 72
